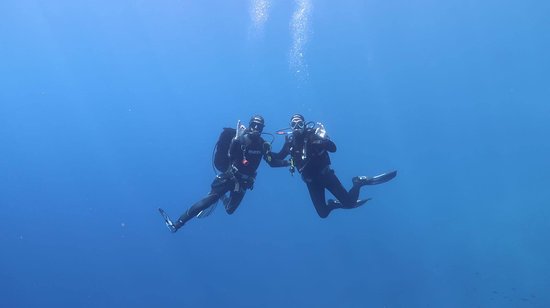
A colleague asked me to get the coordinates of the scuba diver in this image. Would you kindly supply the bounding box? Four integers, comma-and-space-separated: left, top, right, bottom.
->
272, 114, 397, 218
159, 115, 290, 233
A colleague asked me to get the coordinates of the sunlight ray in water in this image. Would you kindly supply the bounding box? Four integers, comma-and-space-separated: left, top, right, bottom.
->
249, 0, 271, 37
290, 0, 312, 81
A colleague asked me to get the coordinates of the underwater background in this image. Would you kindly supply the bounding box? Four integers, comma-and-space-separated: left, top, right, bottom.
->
1, 0, 549, 307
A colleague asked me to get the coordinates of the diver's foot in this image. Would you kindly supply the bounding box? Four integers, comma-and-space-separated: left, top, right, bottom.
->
328, 198, 351, 209
165, 220, 177, 233
352, 176, 370, 186
158, 208, 178, 233
329, 198, 371, 209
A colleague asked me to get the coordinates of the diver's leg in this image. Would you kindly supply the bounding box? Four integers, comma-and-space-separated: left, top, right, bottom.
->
324, 169, 356, 209
306, 180, 333, 218
172, 175, 231, 230
224, 190, 246, 215
347, 182, 362, 205
173, 192, 220, 230
348, 175, 366, 203
346, 171, 398, 207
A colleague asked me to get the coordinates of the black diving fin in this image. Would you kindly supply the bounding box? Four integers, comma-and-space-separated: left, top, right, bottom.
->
158, 208, 177, 233
353, 170, 397, 186
329, 198, 372, 209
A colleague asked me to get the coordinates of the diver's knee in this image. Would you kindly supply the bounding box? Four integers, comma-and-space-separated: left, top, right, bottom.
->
316, 209, 330, 219
225, 206, 237, 215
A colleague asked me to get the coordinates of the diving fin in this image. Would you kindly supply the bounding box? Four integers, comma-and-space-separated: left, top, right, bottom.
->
158, 208, 177, 233
353, 170, 397, 186
353, 198, 371, 207
329, 198, 372, 209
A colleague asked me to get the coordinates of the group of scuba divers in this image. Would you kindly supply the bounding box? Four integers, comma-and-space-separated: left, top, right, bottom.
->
159, 114, 397, 233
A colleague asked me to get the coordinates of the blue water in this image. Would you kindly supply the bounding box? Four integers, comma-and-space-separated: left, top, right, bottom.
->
1, 0, 549, 307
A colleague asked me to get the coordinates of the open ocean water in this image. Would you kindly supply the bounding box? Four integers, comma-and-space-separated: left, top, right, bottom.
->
1, 0, 549, 307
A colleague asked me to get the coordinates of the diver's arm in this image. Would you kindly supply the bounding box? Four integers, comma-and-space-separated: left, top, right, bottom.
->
310, 135, 336, 152
264, 155, 290, 167
324, 139, 337, 152
229, 137, 241, 160
270, 137, 291, 160
262, 139, 290, 167
264, 149, 291, 167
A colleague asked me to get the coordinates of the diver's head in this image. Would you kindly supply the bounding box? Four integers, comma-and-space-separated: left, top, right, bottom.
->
248, 114, 265, 136
290, 114, 305, 135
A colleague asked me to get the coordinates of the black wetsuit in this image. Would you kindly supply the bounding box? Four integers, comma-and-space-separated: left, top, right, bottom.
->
273, 128, 363, 218
173, 131, 288, 230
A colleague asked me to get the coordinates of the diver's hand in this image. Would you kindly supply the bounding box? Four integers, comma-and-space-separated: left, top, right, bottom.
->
311, 139, 330, 146
263, 142, 271, 153
315, 124, 328, 139
248, 177, 255, 190
288, 159, 295, 174
237, 120, 246, 137
311, 138, 336, 152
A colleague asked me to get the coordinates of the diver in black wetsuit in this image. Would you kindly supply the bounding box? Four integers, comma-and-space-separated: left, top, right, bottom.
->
159, 115, 289, 233
272, 114, 396, 218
